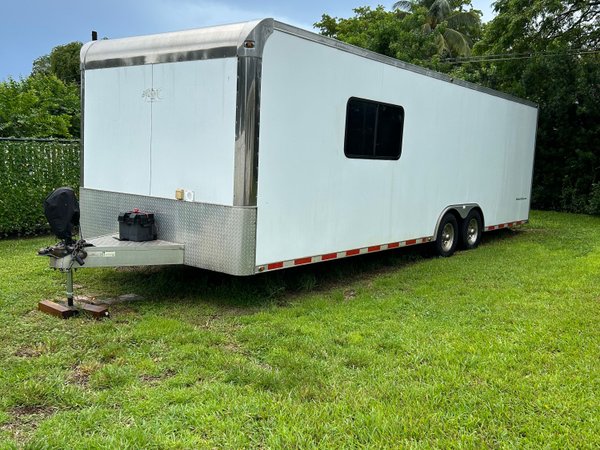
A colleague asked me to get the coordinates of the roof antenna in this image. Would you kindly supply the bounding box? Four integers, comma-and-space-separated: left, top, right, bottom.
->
91, 30, 98, 41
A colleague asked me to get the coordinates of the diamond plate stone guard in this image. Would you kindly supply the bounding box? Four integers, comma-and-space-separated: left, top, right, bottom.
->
80, 188, 257, 275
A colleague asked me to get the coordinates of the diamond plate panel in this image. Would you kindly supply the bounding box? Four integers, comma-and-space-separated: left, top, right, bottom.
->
80, 188, 256, 275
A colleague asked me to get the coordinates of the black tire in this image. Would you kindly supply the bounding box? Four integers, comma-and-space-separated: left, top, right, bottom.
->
460, 209, 483, 250
435, 213, 459, 257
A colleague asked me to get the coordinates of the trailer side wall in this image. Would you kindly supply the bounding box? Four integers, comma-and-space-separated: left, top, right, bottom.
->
255, 30, 537, 267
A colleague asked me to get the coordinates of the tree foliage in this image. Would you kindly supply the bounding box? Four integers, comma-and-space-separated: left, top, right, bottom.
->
32, 42, 83, 85
315, 6, 440, 68
0, 74, 80, 138
393, 0, 482, 56
465, 0, 600, 214
1, 41, 82, 138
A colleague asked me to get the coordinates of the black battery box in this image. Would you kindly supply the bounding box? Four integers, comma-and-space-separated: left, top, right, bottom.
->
117, 209, 157, 242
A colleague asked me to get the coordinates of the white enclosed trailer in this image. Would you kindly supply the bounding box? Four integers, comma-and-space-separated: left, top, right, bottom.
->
72, 18, 537, 276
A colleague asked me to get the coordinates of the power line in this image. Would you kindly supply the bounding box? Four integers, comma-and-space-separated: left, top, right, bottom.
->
443, 48, 600, 64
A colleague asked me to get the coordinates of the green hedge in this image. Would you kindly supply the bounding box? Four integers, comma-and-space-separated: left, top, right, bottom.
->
0, 139, 80, 236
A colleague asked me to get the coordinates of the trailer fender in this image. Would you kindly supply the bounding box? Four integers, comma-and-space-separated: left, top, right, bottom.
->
433, 204, 483, 241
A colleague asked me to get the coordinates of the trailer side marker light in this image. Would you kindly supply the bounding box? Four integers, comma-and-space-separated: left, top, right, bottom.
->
244, 40, 255, 48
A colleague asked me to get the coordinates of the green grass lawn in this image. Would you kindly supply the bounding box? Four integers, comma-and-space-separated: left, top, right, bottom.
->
0, 210, 598, 448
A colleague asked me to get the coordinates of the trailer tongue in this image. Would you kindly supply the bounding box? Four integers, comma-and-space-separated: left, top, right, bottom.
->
38, 186, 184, 319
39, 236, 183, 318
49, 235, 184, 271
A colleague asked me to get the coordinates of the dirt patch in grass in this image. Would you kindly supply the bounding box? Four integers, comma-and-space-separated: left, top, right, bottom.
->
68, 362, 102, 387
223, 342, 243, 353
139, 369, 176, 384
14, 345, 45, 358
344, 289, 357, 301
1, 405, 57, 444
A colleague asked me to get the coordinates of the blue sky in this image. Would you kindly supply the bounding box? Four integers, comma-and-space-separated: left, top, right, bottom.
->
0, 0, 494, 81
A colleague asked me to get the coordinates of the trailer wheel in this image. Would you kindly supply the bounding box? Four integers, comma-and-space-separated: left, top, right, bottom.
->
461, 209, 483, 250
435, 213, 459, 257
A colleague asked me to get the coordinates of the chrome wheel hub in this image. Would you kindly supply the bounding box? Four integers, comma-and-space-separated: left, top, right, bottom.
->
441, 223, 455, 252
466, 218, 479, 245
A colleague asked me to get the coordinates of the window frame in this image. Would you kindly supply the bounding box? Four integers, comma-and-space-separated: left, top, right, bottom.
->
343, 97, 405, 161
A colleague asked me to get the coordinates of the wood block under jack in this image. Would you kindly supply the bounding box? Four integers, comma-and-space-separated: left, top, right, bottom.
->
80, 303, 110, 319
38, 300, 79, 319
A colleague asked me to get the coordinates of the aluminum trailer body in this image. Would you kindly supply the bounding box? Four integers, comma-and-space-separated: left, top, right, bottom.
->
78, 19, 538, 275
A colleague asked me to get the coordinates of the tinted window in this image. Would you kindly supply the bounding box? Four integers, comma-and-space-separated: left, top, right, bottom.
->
344, 97, 404, 160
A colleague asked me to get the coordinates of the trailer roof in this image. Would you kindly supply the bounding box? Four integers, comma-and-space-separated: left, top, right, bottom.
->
80, 18, 537, 108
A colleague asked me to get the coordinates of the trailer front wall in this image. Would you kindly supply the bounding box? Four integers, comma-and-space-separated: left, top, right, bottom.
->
84, 58, 238, 206
255, 30, 537, 266
79, 188, 257, 275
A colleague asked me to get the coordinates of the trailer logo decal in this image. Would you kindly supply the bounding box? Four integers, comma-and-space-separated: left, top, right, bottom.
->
142, 88, 162, 102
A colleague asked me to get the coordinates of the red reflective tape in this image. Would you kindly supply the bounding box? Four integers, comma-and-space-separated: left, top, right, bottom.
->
294, 257, 312, 265
264, 235, 434, 272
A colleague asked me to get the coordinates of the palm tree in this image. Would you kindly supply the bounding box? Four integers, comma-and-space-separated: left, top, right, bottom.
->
393, 0, 480, 57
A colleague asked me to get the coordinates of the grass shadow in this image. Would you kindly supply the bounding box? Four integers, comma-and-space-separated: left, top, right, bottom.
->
78, 227, 525, 312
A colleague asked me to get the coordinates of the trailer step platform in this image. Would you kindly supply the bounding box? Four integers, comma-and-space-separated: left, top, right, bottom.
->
49, 235, 184, 270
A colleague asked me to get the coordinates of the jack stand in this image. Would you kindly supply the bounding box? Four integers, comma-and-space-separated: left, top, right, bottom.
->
66, 267, 75, 308
38, 268, 109, 319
